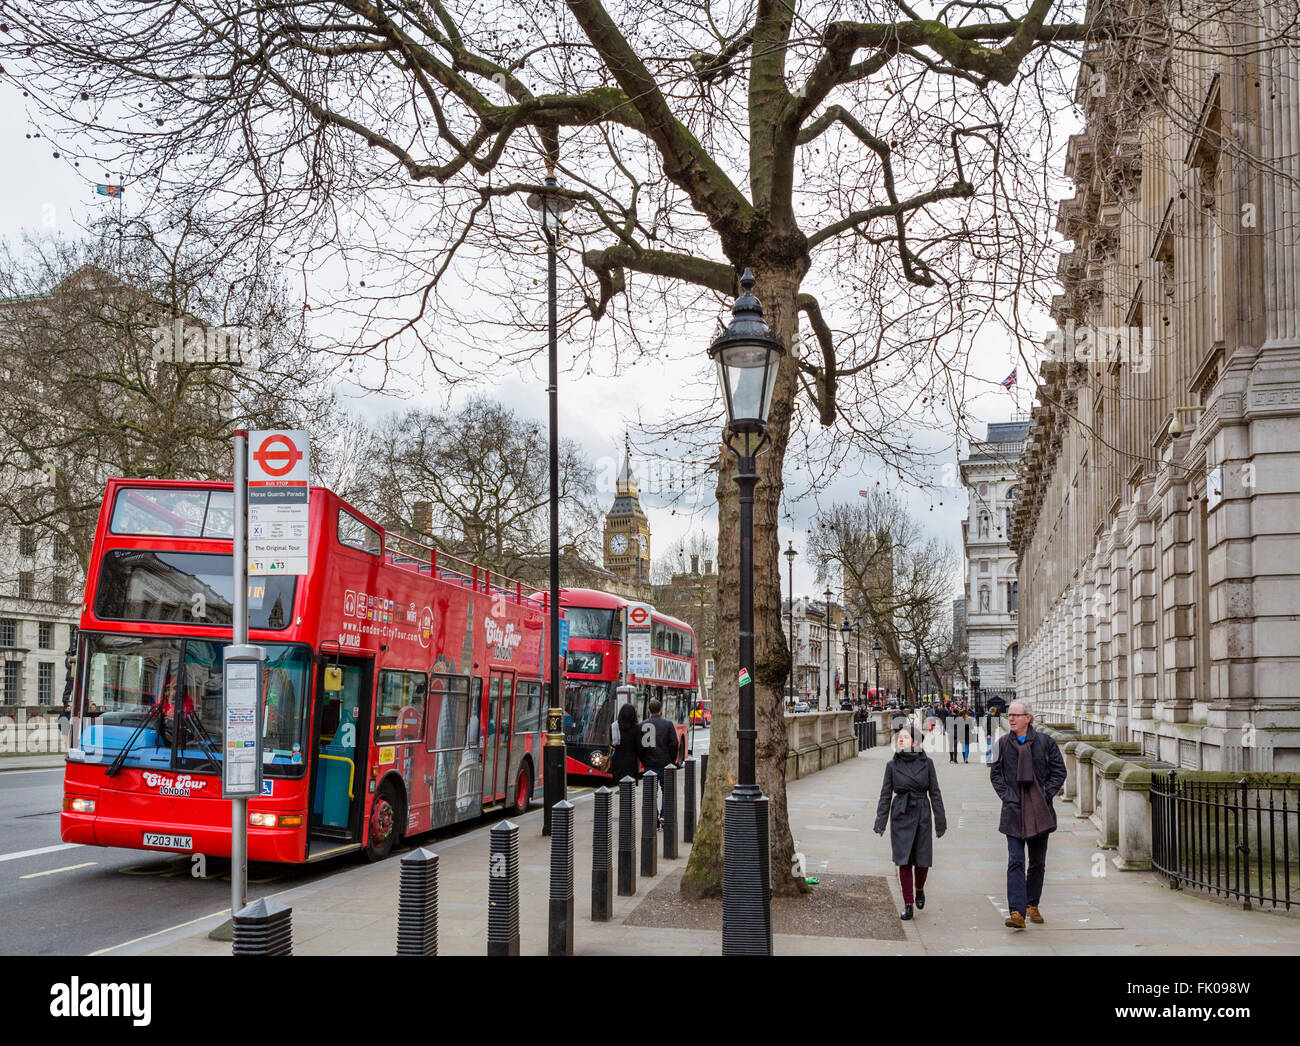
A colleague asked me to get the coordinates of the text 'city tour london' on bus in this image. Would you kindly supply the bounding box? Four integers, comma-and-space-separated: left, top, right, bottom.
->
61, 479, 556, 864
534, 587, 697, 777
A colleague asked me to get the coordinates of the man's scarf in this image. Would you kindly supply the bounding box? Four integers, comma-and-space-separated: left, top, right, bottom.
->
1017, 730, 1054, 837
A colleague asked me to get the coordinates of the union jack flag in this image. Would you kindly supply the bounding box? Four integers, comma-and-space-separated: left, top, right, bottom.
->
1001, 368, 1017, 389
96, 184, 123, 197
858, 490, 869, 497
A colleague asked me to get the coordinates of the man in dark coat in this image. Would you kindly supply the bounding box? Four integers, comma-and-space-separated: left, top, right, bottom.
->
874, 726, 947, 920
640, 697, 679, 825
989, 700, 1066, 929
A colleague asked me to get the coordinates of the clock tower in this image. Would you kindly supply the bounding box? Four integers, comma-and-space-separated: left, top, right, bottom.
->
603, 448, 651, 581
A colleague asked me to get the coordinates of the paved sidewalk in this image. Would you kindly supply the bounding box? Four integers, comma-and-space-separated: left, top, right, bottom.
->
129, 745, 1300, 956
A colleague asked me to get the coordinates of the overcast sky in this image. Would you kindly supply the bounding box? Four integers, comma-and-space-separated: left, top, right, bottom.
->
1, 79, 1060, 604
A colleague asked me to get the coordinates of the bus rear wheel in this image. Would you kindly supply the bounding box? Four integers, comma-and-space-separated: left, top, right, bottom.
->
365, 783, 400, 862
511, 763, 532, 814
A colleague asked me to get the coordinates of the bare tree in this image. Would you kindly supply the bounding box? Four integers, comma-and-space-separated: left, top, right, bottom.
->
0, 224, 334, 573
363, 397, 602, 573
809, 493, 959, 701
0, 0, 1092, 896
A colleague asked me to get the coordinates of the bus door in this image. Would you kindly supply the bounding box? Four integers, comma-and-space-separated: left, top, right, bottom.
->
483, 670, 516, 805
309, 656, 372, 848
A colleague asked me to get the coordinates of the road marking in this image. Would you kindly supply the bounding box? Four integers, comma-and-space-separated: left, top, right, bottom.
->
20, 861, 97, 878
0, 843, 80, 864
91, 908, 233, 955
0, 767, 64, 776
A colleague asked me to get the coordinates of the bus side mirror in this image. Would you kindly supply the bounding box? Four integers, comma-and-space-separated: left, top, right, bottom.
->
324, 665, 343, 693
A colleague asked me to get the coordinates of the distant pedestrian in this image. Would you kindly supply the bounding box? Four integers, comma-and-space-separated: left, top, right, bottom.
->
610, 702, 644, 783
990, 700, 1066, 929
983, 707, 995, 763
959, 710, 974, 763
945, 709, 959, 763
874, 725, 947, 921
639, 697, 679, 825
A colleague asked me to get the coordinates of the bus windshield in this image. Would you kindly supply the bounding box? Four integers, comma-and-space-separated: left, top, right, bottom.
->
95, 549, 296, 631
74, 633, 311, 776
563, 681, 617, 746
564, 607, 617, 640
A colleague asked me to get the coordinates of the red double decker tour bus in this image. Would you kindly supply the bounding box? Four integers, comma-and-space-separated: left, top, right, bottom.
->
61, 479, 554, 864
554, 588, 696, 777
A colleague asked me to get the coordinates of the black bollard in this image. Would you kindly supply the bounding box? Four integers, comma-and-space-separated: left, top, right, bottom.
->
232, 896, 292, 956
548, 800, 575, 956
868, 721, 877, 748
683, 757, 697, 843
396, 847, 439, 956
617, 775, 637, 896
722, 793, 772, 956
701, 752, 709, 793
640, 769, 658, 879
592, 786, 614, 921
487, 820, 520, 956
663, 764, 679, 859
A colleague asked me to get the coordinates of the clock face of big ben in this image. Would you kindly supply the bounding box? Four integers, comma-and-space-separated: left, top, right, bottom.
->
609, 533, 629, 555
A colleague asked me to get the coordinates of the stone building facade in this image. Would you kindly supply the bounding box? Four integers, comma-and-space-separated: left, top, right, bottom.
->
1012, 5, 1300, 770
960, 421, 1028, 691
0, 523, 80, 715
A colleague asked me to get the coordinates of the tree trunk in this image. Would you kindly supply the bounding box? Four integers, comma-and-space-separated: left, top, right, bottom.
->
681, 262, 807, 900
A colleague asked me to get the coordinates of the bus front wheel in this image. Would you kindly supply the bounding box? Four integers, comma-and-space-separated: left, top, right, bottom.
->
365, 783, 401, 862
511, 762, 532, 815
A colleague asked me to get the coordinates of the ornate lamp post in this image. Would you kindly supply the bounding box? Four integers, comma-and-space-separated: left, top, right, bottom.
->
873, 639, 882, 705
709, 268, 784, 957
784, 542, 797, 707
971, 658, 982, 718
823, 586, 834, 709
840, 618, 852, 707
527, 173, 575, 836
853, 619, 862, 705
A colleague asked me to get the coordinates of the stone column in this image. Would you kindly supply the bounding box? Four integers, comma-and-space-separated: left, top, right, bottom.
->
1096, 531, 1114, 727
1128, 480, 1161, 730
1083, 556, 1100, 719
1109, 519, 1131, 742
1157, 436, 1196, 724
1073, 587, 1086, 721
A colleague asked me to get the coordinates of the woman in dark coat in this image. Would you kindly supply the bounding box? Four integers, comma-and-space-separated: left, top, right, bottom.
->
610, 702, 644, 782
874, 725, 947, 920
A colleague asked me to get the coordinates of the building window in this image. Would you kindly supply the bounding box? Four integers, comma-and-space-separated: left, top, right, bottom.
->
18, 572, 34, 600
978, 483, 988, 496
38, 662, 54, 705
19, 528, 36, 557
38, 622, 52, 649
53, 576, 69, 604
53, 532, 68, 559
980, 560, 990, 573
0, 619, 15, 647
3, 661, 19, 704
705, 659, 714, 680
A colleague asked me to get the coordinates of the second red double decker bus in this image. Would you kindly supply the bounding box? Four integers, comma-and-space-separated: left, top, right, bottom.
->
554, 588, 696, 777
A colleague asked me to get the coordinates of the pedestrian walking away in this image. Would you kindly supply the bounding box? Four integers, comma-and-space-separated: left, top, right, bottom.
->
989, 700, 1066, 929
609, 702, 645, 783
639, 697, 679, 825
959, 710, 974, 763
874, 725, 947, 921
946, 708, 959, 763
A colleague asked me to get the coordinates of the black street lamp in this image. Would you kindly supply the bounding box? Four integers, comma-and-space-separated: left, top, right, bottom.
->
823, 586, 833, 709
873, 639, 881, 704
853, 619, 862, 705
709, 268, 784, 957
784, 542, 797, 707
527, 173, 574, 837
903, 656, 912, 707
971, 658, 982, 718
840, 618, 851, 707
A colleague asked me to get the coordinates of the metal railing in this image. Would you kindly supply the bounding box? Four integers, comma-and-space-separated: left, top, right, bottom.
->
1150, 771, 1297, 911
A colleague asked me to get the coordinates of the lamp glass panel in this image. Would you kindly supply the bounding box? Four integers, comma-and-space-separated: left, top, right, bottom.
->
719, 342, 775, 423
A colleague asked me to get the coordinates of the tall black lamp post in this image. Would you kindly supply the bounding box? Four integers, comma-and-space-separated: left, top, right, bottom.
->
853, 619, 862, 704
709, 268, 784, 957
527, 173, 574, 837
784, 542, 797, 707
873, 639, 881, 704
823, 586, 834, 709
971, 658, 982, 718
839, 618, 851, 706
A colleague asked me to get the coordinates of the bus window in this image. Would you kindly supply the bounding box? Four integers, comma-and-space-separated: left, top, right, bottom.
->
375, 670, 427, 744
338, 510, 382, 556
425, 675, 471, 755
516, 680, 543, 733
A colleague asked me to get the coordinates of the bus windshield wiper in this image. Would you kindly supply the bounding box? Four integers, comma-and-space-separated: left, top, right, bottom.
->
180, 710, 221, 774
105, 703, 166, 778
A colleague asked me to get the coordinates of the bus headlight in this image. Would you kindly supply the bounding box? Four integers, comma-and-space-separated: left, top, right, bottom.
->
249, 812, 277, 827
63, 796, 95, 813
